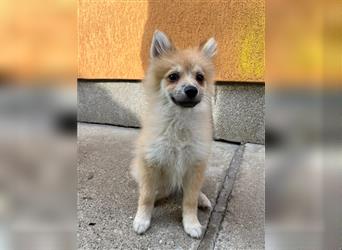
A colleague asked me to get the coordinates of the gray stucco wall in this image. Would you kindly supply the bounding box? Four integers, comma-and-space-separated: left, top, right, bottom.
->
78, 81, 264, 144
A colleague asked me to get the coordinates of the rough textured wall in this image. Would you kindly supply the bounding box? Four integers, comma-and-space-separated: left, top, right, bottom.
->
78, 0, 265, 82
78, 81, 265, 144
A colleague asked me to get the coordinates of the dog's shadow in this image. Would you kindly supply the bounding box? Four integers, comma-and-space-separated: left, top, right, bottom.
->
154, 191, 211, 212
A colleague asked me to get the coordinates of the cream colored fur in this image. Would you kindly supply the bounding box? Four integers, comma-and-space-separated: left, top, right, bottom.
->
131, 30, 217, 238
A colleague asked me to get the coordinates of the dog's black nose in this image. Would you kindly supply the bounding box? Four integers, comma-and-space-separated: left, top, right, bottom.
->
184, 86, 198, 99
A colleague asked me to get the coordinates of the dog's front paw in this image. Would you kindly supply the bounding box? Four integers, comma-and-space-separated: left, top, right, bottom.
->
183, 221, 203, 238
133, 216, 151, 234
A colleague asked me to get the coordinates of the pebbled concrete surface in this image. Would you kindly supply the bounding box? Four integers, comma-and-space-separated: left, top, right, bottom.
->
77, 123, 239, 250
212, 84, 265, 144
214, 143, 265, 250
78, 123, 265, 249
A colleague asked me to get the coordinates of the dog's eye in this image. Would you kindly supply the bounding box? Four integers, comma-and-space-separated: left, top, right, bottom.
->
196, 73, 205, 84
168, 73, 180, 82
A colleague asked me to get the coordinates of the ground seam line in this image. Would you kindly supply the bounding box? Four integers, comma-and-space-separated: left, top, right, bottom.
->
197, 144, 245, 250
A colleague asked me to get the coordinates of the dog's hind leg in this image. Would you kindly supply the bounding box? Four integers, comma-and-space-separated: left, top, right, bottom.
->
198, 191, 212, 209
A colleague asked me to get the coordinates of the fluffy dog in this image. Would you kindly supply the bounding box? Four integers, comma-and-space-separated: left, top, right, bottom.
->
131, 30, 217, 238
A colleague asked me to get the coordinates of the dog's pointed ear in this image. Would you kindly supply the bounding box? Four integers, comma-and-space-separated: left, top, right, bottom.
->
150, 30, 174, 58
200, 37, 217, 58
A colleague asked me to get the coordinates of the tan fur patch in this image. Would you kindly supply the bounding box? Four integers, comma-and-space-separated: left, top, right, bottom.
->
145, 48, 215, 93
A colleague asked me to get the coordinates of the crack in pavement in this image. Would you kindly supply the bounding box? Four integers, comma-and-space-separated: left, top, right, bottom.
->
197, 144, 245, 250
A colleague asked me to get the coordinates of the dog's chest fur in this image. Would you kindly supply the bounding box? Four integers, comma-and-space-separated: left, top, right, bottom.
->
144, 104, 211, 189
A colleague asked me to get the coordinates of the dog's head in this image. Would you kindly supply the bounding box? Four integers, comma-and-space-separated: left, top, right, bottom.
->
145, 30, 217, 108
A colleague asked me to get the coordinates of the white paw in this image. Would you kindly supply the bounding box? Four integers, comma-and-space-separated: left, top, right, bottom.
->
133, 216, 151, 234
198, 192, 212, 209
183, 222, 203, 238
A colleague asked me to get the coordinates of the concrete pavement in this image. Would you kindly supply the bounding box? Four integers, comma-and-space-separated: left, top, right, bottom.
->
214, 144, 265, 250
78, 123, 264, 249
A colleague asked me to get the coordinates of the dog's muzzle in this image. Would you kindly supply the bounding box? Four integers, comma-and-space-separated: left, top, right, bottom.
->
170, 85, 201, 108
171, 96, 200, 108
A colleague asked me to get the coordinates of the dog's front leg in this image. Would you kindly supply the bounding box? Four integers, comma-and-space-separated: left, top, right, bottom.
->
182, 163, 206, 238
133, 166, 157, 234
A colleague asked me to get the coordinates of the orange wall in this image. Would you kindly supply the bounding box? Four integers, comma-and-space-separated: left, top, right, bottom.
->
266, 0, 341, 88
78, 0, 265, 82
0, 0, 76, 83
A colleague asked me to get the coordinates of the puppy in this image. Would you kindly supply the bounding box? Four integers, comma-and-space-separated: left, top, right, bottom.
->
131, 30, 217, 238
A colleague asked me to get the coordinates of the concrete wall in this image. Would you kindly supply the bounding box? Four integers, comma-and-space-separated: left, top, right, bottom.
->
78, 81, 144, 128
78, 81, 265, 144
212, 84, 264, 144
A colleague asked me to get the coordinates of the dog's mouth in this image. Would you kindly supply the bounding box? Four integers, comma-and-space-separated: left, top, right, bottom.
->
171, 96, 200, 108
